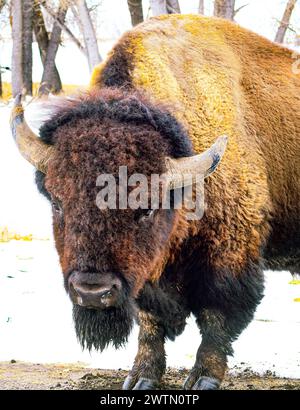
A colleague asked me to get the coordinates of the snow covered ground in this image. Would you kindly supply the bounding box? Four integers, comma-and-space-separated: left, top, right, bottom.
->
0, 240, 299, 378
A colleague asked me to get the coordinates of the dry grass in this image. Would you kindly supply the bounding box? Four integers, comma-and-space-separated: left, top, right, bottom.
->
0, 227, 33, 242
0, 82, 82, 102
0, 227, 50, 242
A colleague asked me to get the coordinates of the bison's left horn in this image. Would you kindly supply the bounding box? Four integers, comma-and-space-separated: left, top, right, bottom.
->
10, 94, 55, 173
165, 135, 228, 190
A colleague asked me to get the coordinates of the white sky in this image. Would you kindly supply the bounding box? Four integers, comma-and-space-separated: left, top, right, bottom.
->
94, 0, 300, 44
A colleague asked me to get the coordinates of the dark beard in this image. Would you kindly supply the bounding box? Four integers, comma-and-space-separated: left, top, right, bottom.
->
73, 299, 137, 352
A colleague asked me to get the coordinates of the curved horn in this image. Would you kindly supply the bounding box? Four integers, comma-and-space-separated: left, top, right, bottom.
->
10, 94, 55, 173
165, 135, 228, 190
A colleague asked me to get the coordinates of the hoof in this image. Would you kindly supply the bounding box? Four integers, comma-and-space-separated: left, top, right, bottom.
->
122, 375, 135, 390
184, 375, 220, 390
193, 376, 220, 390
123, 375, 158, 390
133, 378, 158, 390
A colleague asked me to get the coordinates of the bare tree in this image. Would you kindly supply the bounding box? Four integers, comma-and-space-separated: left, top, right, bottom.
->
127, 0, 144, 26
275, 0, 297, 44
39, 1, 68, 95
75, 0, 102, 72
33, 1, 62, 94
166, 0, 180, 13
23, 0, 33, 95
150, 0, 181, 16
11, 0, 23, 97
198, 0, 205, 14
214, 0, 235, 20
0, 0, 6, 97
150, 0, 165, 15
41, 1, 86, 55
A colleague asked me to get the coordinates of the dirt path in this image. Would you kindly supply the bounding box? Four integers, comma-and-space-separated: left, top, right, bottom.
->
0, 361, 299, 390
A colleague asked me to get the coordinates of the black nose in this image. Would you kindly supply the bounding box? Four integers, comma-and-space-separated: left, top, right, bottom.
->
72, 284, 117, 308
68, 272, 122, 309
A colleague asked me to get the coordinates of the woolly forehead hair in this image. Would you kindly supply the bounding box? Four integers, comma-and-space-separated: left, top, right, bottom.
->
33, 88, 194, 159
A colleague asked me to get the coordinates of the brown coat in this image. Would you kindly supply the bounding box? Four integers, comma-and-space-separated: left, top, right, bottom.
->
30, 15, 300, 388
91, 15, 300, 275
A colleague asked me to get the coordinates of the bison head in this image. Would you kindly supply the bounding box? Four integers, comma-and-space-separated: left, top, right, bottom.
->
10, 89, 227, 351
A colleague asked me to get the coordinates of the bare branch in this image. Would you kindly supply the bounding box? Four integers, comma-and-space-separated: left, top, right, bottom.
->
0, 0, 6, 11
33, 0, 62, 93
11, 0, 23, 97
234, 3, 248, 17
70, 4, 81, 25
150, 0, 180, 16
198, 0, 204, 14
214, 0, 235, 20
275, 0, 298, 43
41, 1, 86, 55
166, 0, 181, 14
23, 0, 33, 95
39, 1, 68, 95
75, 0, 102, 72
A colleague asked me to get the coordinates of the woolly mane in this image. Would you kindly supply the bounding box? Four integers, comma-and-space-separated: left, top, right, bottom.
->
28, 15, 300, 389
37, 88, 193, 159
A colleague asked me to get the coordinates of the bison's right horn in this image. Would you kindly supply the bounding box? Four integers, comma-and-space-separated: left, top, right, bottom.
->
165, 135, 228, 190
10, 94, 55, 173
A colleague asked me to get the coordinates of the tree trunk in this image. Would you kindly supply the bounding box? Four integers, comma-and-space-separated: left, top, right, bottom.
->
0, 68, 2, 98
39, 1, 67, 95
275, 0, 297, 44
0, 1, 5, 97
41, 1, 86, 55
150, 0, 181, 15
22, 0, 33, 95
150, 0, 166, 15
127, 0, 144, 26
198, 0, 205, 14
166, 0, 181, 13
76, 0, 101, 73
214, 0, 235, 20
11, 0, 23, 97
33, 1, 62, 93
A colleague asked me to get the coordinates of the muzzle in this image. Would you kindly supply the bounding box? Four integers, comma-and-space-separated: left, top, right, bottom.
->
68, 271, 123, 309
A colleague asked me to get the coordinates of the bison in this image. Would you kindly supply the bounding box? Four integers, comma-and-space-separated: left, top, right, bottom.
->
10, 15, 300, 390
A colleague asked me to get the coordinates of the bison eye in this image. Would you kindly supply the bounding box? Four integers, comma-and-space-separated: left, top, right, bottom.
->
51, 200, 63, 217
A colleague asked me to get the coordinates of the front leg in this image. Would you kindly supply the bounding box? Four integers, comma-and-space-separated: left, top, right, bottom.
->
123, 311, 166, 390
184, 265, 264, 390
183, 309, 230, 390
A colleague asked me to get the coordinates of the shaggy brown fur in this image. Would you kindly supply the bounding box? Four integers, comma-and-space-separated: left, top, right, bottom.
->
39, 88, 193, 296
92, 15, 300, 274
35, 15, 300, 390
